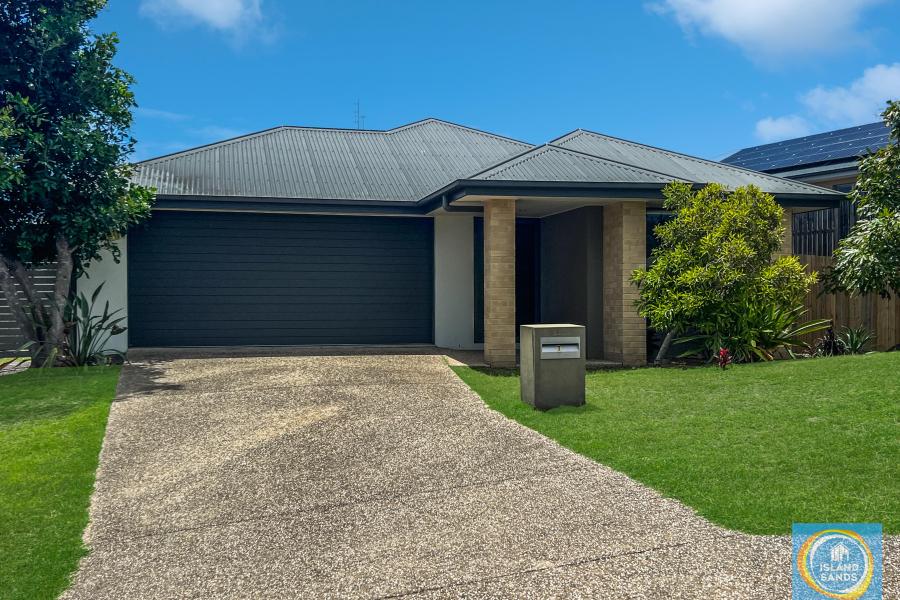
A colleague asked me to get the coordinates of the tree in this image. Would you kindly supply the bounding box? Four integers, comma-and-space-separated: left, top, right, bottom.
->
632, 182, 817, 361
0, 1, 154, 362
830, 100, 900, 298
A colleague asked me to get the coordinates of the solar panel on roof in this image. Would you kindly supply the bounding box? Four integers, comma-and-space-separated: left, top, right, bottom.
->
722, 122, 890, 172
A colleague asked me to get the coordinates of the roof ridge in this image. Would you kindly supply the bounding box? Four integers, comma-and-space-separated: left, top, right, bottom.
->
477, 144, 682, 182
544, 142, 688, 181
135, 118, 533, 165
547, 129, 588, 145
389, 118, 534, 147
479, 145, 555, 179
462, 144, 549, 179
565, 129, 840, 195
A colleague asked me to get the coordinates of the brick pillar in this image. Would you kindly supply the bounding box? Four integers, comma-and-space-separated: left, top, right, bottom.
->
602, 202, 647, 366
483, 198, 517, 367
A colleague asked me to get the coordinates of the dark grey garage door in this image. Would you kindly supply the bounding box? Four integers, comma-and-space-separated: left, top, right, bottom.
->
128, 212, 433, 347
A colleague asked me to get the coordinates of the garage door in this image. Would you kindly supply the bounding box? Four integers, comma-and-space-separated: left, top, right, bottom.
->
128, 212, 433, 347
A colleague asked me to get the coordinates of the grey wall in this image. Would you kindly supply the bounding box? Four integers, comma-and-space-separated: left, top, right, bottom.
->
540, 207, 604, 358
434, 214, 477, 349
79, 238, 128, 352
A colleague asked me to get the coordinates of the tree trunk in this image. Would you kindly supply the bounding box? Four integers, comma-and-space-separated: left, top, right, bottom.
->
48, 237, 74, 355
654, 330, 675, 364
0, 257, 34, 342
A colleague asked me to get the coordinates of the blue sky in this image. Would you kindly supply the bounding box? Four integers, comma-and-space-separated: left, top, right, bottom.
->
95, 0, 900, 162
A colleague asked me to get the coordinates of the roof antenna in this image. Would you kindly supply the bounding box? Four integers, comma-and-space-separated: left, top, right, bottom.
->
354, 99, 366, 130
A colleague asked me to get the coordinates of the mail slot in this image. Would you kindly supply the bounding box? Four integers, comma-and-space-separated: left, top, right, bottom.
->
540, 337, 581, 359
520, 325, 586, 409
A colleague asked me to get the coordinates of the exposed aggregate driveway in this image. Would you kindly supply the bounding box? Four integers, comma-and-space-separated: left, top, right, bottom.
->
64, 351, 897, 599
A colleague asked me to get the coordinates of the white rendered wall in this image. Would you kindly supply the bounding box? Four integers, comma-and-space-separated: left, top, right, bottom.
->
78, 237, 128, 352
434, 214, 477, 349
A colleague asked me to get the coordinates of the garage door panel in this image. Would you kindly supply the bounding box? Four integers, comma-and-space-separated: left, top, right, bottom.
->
130, 251, 430, 264
129, 261, 432, 274
130, 286, 432, 298
132, 304, 433, 321
134, 328, 430, 347
128, 212, 433, 347
131, 236, 432, 253
129, 271, 432, 290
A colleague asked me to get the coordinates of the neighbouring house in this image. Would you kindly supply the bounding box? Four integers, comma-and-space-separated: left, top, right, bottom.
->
722, 122, 890, 256
0, 119, 842, 366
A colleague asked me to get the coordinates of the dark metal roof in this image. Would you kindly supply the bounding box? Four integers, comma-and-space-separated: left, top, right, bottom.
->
470, 145, 678, 184
134, 118, 841, 212
721, 122, 890, 173
133, 119, 533, 203
552, 129, 836, 196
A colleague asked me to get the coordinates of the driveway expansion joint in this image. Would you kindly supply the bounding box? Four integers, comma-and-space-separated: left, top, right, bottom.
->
375, 541, 696, 599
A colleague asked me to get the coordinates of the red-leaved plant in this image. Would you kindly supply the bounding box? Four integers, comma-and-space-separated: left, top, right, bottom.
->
716, 347, 732, 370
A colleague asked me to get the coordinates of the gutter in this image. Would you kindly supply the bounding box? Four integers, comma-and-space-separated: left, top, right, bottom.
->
420, 180, 845, 212
440, 194, 482, 213
152, 182, 845, 217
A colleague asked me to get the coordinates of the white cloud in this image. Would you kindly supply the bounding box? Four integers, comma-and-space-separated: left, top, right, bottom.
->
189, 125, 245, 140
650, 0, 884, 62
753, 63, 900, 142
754, 116, 812, 142
140, 0, 267, 37
802, 63, 900, 125
135, 107, 191, 121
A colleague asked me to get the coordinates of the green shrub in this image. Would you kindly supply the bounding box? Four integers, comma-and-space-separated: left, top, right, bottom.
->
633, 182, 818, 362
676, 303, 829, 362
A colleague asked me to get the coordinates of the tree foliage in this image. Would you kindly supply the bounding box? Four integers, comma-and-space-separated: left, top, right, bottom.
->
632, 182, 817, 357
830, 100, 900, 298
0, 0, 153, 359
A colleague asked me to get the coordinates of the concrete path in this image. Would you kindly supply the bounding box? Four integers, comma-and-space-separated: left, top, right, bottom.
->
65, 353, 896, 599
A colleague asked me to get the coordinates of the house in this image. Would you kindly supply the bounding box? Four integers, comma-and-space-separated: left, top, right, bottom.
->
69, 119, 842, 367
722, 122, 890, 255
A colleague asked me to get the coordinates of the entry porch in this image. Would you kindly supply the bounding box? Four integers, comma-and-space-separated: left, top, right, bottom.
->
434, 198, 652, 368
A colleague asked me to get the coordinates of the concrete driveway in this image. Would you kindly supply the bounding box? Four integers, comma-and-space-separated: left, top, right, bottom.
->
64, 351, 895, 599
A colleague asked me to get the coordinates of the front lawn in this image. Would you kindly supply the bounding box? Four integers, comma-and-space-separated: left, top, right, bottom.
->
0, 367, 120, 600
453, 353, 899, 534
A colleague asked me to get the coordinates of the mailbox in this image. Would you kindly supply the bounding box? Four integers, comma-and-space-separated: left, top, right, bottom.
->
520, 324, 586, 409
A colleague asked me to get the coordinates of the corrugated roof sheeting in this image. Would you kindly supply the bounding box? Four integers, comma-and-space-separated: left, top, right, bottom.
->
553, 130, 835, 196
722, 122, 890, 172
473, 146, 677, 183
134, 118, 841, 204
133, 119, 532, 202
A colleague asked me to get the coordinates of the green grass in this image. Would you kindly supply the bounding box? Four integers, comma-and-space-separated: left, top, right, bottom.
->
0, 367, 120, 600
453, 353, 899, 534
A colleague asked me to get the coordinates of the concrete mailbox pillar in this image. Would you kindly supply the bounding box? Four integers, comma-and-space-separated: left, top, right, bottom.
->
520, 324, 586, 409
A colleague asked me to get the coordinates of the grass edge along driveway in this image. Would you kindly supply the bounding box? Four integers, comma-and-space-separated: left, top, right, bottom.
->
452, 353, 899, 535
0, 366, 120, 600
